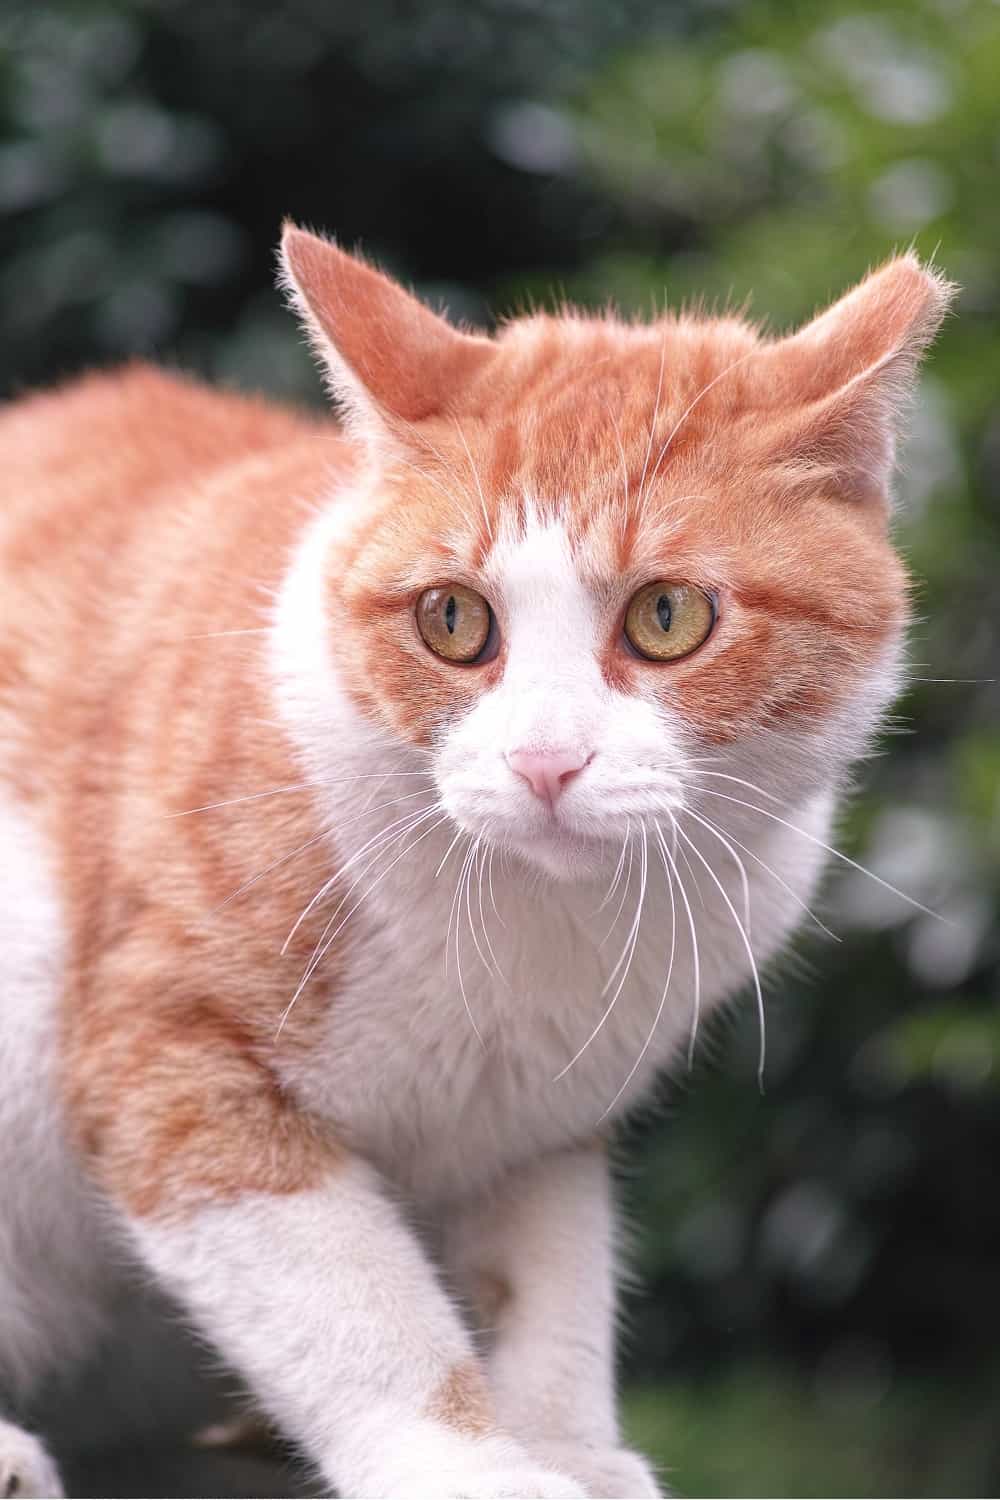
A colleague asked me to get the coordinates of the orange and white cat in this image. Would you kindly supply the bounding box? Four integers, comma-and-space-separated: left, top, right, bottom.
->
0, 226, 951, 1498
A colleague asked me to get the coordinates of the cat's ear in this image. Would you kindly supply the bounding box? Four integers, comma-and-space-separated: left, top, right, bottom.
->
758, 254, 956, 505
279, 223, 496, 453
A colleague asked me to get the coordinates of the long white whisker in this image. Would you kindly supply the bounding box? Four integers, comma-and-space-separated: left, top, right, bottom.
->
685, 805, 752, 937
677, 823, 767, 1091
691, 787, 947, 922
453, 418, 492, 542
435, 826, 468, 880
210, 827, 333, 915
600, 838, 643, 994
637, 340, 666, 503
465, 837, 497, 980
486, 843, 505, 930
683, 805, 839, 942
167, 771, 433, 819
393, 455, 475, 516
276, 810, 449, 1039
657, 819, 702, 1071
676, 831, 705, 909
687, 768, 786, 804
475, 841, 507, 984
447, 838, 486, 1048
599, 832, 634, 947
183, 627, 271, 639
555, 826, 647, 1083
605, 402, 632, 539
643, 348, 756, 497
600, 827, 677, 1121
281, 798, 440, 954
290, 804, 444, 979
596, 821, 631, 915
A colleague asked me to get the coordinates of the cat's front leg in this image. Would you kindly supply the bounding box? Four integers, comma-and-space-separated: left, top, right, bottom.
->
445, 1142, 663, 1499
81, 1041, 584, 1499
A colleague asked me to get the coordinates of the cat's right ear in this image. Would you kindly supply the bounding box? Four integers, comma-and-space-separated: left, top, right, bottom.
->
278, 223, 496, 455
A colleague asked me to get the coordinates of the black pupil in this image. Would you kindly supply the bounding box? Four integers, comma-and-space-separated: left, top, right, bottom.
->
445, 595, 457, 634
656, 594, 672, 633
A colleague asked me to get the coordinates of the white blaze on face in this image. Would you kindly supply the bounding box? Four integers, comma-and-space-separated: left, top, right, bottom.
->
435, 505, 688, 876
487, 507, 603, 760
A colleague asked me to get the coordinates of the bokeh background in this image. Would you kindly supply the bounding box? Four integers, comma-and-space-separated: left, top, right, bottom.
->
2, 1, 998, 1495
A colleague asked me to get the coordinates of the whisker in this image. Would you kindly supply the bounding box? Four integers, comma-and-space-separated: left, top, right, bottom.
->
604, 402, 632, 540
464, 837, 497, 980
435, 826, 468, 880
657, 820, 702, 1070
292, 804, 444, 977
642, 348, 756, 499
555, 826, 647, 1083
475, 840, 507, 984
486, 843, 505, 930
181, 627, 271, 640
276, 809, 449, 1038
676, 832, 705, 909
447, 837, 487, 1048
453, 417, 493, 543
637, 340, 667, 503
217, 786, 438, 917
281, 799, 441, 955
691, 787, 947, 922
167, 771, 434, 819
600, 826, 677, 1121
211, 827, 333, 915
599, 832, 635, 947
686, 768, 786, 804
676, 823, 767, 1091
596, 821, 631, 916
687, 805, 752, 938
683, 805, 839, 943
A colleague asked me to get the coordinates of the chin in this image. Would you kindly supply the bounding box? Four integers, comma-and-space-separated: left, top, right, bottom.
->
505, 827, 615, 883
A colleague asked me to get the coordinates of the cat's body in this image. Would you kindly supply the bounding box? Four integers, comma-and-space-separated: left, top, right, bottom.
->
0, 234, 950, 1497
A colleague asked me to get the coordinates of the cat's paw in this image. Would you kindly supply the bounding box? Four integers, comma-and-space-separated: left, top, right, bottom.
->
530, 1439, 664, 1498
434, 1467, 587, 1499
357, 1426, 588, 1498
0, 1421, 63, 1499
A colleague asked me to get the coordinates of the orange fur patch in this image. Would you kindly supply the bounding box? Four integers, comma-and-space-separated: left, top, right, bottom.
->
425, 1360, 497, 1437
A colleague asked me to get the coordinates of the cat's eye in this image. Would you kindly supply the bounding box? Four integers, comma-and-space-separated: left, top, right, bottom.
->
624, 582, 716, 662
416, 584, 495, 664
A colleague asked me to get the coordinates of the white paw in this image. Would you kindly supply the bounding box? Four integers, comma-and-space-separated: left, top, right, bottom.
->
352, 1426, 588, 1498
531, 1439, 664, 1498
428, 1468, 586, 1499
0, 1422, 63, 1499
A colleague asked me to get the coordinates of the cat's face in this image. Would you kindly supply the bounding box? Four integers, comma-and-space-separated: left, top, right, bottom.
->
281, 228, 949, 879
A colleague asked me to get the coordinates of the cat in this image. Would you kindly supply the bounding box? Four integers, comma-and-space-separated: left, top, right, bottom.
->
0, 223, 951, 1498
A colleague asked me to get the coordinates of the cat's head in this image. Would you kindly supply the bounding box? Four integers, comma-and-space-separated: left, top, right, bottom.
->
280, 225, 953, 879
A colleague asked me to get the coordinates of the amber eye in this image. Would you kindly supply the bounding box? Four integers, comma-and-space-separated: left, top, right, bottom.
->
416, 584, 494, 663
624, 582, 715, 662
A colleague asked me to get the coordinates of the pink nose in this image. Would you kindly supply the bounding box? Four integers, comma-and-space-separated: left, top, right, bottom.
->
506, 747, 591, 806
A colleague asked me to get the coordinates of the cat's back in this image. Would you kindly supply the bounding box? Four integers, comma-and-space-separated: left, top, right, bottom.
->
0, 364, 340, 780
0, 362, 313, 521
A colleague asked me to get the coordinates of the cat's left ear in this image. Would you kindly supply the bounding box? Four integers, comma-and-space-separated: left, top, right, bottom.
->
758, 254, 956, 506
279, 222, 497, 456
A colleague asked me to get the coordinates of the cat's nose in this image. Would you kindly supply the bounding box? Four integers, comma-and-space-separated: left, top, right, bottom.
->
506, 746, 592, 807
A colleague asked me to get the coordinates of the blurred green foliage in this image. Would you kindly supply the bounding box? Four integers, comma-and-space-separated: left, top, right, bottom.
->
2, 0, 998, 1494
